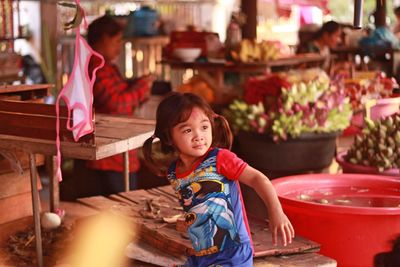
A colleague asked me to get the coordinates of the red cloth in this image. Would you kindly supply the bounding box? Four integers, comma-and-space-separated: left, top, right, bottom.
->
90, 57, 149, 115
86, 57, 150, 172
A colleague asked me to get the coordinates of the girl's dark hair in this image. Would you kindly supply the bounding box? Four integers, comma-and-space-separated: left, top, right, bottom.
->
313, 20, 341, 40
87, 15, 123, 46
142, 92, 233, 176
374, 235, 400, 267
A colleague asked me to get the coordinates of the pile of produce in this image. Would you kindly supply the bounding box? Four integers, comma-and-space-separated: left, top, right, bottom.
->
177, 75, 215, 103
343, 72, 397, 111
230, 39, 291, 63
345, 113, 400, 171
225, 69, 352, 142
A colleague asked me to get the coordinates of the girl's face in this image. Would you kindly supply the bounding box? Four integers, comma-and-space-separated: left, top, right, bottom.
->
100, 32, 123, 62
171, 107, 212, 164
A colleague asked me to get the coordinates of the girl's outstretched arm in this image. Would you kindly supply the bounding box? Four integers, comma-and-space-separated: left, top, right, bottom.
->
238, 165, 295, 246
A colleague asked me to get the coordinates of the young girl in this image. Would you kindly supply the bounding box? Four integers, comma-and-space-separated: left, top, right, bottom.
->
143, 92, 294, 266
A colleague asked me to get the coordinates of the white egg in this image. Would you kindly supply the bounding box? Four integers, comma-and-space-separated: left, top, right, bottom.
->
41, 212, 61, 229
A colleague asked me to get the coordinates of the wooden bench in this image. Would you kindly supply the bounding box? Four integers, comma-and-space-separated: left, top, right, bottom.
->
0, 94, 155, 267
0, 99, 95, 144
0, 99, 95, 267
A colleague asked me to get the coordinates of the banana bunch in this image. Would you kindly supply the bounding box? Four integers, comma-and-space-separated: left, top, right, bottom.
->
232, 39, 261, 63
259, 40, 281, 61
345, 113, 400, 171
231, 39, 286, 63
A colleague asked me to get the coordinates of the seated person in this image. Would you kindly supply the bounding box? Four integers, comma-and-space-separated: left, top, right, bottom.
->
297, 21, 343, 73
297, 21, 342, 56
393, 6, 400, 38
84, 15, 153, 195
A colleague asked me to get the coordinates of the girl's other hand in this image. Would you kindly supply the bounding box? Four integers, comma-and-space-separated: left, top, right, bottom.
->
269, 211, 295, 247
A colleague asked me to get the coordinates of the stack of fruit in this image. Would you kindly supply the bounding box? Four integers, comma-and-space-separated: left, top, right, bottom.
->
177, 76, 215, 104
231, 39, 291, 63
344, 113, 400, 172
225, 69, 352, 142
344, 73, 396, 111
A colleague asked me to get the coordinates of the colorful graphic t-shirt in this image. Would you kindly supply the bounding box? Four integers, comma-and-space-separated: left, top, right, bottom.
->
167, 148, 253, 262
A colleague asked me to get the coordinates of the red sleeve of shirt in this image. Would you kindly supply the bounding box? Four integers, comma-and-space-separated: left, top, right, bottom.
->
90, 59, 150, 115
216, 148, 248, 180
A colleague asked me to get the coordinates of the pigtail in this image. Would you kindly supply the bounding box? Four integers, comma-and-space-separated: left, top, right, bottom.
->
213, 114, 233, 150
142, 135, 164, 176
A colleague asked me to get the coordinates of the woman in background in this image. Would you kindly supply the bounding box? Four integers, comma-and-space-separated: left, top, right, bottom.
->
84, 15, 153, 195
297, 21, 342, 73
297, 20, 342, 56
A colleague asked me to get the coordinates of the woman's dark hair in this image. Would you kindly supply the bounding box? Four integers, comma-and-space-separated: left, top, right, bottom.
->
142, 92, 233, 176
313, 20, 341, 40
395, 6, 400, 17
87, 15, 123, 46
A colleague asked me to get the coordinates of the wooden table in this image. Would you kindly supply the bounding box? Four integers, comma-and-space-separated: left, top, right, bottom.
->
76, 185, 336, 266
0, 84, 51, 100
161, 54, 326, 103
0, 113, 155, 267
331, 46, 400, 77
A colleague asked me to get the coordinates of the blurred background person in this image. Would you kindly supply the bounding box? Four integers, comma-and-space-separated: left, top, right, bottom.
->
297, 20, 342, 72
392, 6, 400, 38
297, 20, 342, 56
61, 15, 154, 198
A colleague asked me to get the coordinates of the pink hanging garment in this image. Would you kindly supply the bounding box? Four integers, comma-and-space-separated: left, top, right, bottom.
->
55, 0, 104, 181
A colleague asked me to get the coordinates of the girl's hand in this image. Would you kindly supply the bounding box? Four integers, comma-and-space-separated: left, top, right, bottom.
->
269, 211, 295, 246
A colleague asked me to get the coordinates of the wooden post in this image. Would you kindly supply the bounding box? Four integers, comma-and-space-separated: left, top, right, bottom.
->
48, 155, 59, 212
241, 0, 257, 40
40, 1, 58, 88
29, 153, 43, 267
123, 151, 130, 192
375, 0, 387, 27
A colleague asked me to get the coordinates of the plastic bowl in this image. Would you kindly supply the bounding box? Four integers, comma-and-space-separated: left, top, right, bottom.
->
351, 97, 400, 128
272, 173, 400, 267
336, 151, 400, 177
370, 97, 400, 120
173, 48, 201, 62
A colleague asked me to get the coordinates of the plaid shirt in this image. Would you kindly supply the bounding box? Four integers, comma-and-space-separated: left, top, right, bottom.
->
86, 57, 150, 172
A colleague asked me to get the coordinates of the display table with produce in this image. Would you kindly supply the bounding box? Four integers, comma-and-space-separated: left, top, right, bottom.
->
223, 68, 353, 219
161, 53, 326, 105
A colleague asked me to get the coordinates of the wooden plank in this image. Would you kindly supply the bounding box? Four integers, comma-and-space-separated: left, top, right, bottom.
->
95, 122, 154, 139
0, 100, 68, 117
250, 219, 320, 257
0, 170, 41, 199
0, 192, 36, 225
96, 114, 155, 125
94, 133, 153, 159
0, 84, 53, 93
0, 135, 97, 160
0, 111, 94, 143
126, 242, 186, 267
0, 151, 44, 175
118, 189, 152, 204
254, 252, 337, 267
77, 195, 125, 211
77, 195, 141, 218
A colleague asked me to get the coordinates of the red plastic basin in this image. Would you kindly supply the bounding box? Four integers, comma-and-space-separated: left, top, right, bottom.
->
272, 174, 400, 267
